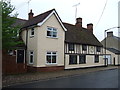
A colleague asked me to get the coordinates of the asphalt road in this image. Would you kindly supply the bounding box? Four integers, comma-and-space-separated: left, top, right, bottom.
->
5, 69, 118, 88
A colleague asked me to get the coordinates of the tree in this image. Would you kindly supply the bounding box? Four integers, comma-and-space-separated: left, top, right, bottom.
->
2, 0, 23, 50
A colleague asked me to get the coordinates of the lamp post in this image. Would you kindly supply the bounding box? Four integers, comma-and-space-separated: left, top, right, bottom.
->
104, 26, 120, 66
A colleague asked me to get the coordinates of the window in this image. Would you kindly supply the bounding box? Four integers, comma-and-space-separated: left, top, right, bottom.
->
96, 47, 101, 52
69, 55, 77, 64
46, 52, 57, 64
95, 55, 99, 63
47, 27, 57, 38
29, 51, 34, 64
30, 28, 34, 37
68, 44, 74, 51
82, 45, 87, 51
79, 55, 86, 64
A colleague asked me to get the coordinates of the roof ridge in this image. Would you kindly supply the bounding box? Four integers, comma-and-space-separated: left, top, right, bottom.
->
63, 22, 88, 30
16, 18, 27, 21
22, 9, 55, 28
32, 8, 55, 19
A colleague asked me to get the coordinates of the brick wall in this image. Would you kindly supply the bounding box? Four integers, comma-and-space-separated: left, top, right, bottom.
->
27, 66, 64, 72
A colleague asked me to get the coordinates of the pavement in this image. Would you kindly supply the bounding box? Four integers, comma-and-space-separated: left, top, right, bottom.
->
2, 65, 118, 88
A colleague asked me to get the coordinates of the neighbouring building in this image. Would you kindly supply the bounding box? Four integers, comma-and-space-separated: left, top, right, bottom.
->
101, 31, 120, 65
64, 18, 104, 69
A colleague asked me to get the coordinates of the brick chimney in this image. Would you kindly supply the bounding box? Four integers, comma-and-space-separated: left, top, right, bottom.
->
107, 31, 113, 37
87, 23, 93, 33
75, 17, 82, 27
28, 9, 34, 20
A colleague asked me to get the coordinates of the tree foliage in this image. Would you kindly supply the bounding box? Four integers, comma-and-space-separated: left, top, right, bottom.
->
2, 0, 23, 50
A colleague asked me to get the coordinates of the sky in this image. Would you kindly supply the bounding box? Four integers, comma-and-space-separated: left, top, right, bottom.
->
11, 0, 120, 41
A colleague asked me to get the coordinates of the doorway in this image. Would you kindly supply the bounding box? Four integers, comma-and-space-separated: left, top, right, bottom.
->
17, 50, 25, 63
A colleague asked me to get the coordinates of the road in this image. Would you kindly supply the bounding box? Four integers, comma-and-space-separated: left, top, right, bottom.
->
5, 69, 118, 88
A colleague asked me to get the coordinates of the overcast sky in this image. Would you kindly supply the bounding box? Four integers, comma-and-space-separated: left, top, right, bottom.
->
11, 0, 120, 41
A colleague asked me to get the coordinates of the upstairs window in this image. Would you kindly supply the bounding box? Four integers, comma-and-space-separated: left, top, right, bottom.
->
47, 27, 57, 38
82, 45, 87, 51
96, 46, 101, 52
68, 44, 74, 51
30, 28, 34, 37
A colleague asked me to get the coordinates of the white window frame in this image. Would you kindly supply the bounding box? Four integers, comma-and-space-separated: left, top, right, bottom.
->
46, 51, 57, 64
29, 51, 34, 64
47, 26, 58, 38
30, 28, 34, 37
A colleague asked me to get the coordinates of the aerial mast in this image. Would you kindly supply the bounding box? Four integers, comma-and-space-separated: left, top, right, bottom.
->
73, 3, 80, 20
27, 0, 31, 13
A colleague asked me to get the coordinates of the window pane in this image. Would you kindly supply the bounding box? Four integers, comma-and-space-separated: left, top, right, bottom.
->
31, 28, 34, 35
82, 45, 87, 51
30, 55, 33, 63
48, 27, 52, 30
97, 47, 101, 52
69, 55, 77, 64
53, 32, 57, 37
30, 51, 33, 54
53, 28, 57, 31
95, 55, 99, 63
68, 44, 74, 51
79, 55, 86, 64
52, 52, 56, 54
47, 56, 51, 63
52, 56, 56, 63
47, 52, 51, 54
47, 31, 52, 36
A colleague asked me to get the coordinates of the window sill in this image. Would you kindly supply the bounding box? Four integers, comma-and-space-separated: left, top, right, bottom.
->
69, 63, 77, 65
79, 63, 86, 64
95, 62, 99, 63
46, 63, 57, 66
29, 63, 34, 64
46, 36, 58, 39
30, 35, 34, 38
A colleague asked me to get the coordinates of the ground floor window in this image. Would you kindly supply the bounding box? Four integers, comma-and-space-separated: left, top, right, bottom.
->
46, 52, 57, 64
29, 51, 34, 64
95, 55, 99, 63
69, 55, 77, 64
79, 55, 86, 64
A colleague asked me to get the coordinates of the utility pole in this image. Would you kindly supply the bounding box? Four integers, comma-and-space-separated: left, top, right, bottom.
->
73, 3, 80, 20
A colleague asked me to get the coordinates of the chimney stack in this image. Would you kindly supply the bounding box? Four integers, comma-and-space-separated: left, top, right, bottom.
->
87, 23, 93, 33
75, 17, 82, 27
107, 31, 113, 37
28, 9, 34, 20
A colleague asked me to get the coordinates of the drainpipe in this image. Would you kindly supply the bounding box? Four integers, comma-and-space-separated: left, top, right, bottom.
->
25, 28, 28, 69
64, 42, 65, 70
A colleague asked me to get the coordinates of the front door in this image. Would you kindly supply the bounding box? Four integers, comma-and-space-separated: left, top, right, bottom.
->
17, 50, 25, 63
